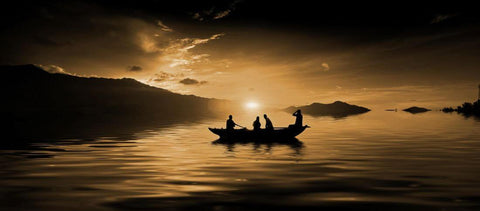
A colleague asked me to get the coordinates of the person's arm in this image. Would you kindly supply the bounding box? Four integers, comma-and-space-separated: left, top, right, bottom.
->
233, 121, 242, 127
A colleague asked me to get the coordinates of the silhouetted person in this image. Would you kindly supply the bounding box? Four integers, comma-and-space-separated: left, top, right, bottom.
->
293, 109, 303, 127
226, 115, 241, 132
253, 116, 261, 131
226, 115, 235, 131
264, 114, 274, 131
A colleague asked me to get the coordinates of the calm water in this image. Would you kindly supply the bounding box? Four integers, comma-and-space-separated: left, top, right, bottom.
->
1, 111, 480, 210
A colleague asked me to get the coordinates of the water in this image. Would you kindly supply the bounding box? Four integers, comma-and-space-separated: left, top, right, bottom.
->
1, 111, 480, 210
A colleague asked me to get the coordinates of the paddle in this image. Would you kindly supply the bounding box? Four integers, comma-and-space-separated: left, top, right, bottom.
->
235, 124, 247, 129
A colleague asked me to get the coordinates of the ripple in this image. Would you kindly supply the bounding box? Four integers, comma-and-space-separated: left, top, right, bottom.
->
1, 111, 480, 210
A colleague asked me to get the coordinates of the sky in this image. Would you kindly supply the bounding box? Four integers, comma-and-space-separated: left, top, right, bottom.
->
1, 0, 480, 109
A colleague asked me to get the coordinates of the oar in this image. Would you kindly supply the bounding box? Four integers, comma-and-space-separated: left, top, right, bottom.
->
236, 124, 247, 129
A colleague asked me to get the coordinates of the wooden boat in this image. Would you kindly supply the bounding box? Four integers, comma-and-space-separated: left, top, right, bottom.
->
208, 125, 309, 140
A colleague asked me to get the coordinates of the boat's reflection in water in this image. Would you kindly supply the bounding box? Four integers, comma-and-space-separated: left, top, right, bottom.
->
212, 138, 304, 155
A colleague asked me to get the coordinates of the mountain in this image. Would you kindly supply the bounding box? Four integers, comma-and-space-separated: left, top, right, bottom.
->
284, 101, 370, 118
403, 106, 430, 114
0, 64, 228, 141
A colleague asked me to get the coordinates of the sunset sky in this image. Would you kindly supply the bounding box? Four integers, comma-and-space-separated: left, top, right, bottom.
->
2, 0, 479, 109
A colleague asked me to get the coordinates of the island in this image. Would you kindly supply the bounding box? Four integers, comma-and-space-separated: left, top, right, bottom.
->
442, 100, 480, 117
284, 101, 370, 118
403, 106, 431, 114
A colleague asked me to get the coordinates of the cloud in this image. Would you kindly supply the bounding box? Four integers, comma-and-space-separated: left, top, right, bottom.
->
160, 34, 224, 71
192, 13, 203, 21
137, 30, 223, 90
179, 78, 207, 85
137, 32, 225, 86
213, 10, 232, 20
127, 65, 143, 72
139, 33, 224, 54
193, 0, 241, 21
157, 20, 173, 32
148, 71, 180, 82
431, 14, 456, 24
321, 62, 330, 71
35, 64, 71, 75
140, 33, 224, 73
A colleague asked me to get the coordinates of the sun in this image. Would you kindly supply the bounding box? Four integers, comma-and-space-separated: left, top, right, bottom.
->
245, 101, 259, 109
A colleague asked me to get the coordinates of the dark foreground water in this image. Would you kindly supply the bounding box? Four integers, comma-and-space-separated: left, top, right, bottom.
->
1, 111, 480, 211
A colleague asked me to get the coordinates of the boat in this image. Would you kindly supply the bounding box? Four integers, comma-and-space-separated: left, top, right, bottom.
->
208, 125, 309, 140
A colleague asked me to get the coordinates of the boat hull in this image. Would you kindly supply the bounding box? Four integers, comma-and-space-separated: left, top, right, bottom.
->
208, 126, 308, 140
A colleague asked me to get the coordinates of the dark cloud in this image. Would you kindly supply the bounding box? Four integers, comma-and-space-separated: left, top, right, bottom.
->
179, 78, 207, 85
431, 14, 457, 24
127, 65, 143, 72
192, 0, 242, 21
0, 0, 157, 74
34, 35, 72, 47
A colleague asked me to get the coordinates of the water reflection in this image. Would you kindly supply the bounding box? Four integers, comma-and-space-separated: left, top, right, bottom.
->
212, 138, 304, 155
2, 112, 216, 158
1, 111, 480, 211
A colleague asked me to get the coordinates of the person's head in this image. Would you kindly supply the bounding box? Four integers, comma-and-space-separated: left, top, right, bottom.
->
229, 115, 232, 119
263, 114, 267, 118
256, 116, 259, 120
297, 109, 301, 114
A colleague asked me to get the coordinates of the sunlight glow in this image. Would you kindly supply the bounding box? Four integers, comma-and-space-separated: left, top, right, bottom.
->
245, 101, 259, 109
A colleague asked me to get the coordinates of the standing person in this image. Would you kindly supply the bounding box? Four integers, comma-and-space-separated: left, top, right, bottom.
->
264, 114, 274, 131
253, 116, 261, 131
292, 109, 303, 127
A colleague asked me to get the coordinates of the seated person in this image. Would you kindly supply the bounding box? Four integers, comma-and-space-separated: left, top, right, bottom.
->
264, 114, 274, 131
253, 116, 261, 131
226, 115, 238, 132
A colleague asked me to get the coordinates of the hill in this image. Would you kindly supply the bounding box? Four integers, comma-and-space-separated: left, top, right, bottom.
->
403, 106, 430, 114
284, 101, 370, 118
0, 64, 228, 141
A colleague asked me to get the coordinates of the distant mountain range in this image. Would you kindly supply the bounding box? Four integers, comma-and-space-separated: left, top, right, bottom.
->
1, 64, 227, 116
0, 64, 228, 141
284, 101, 370, 118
